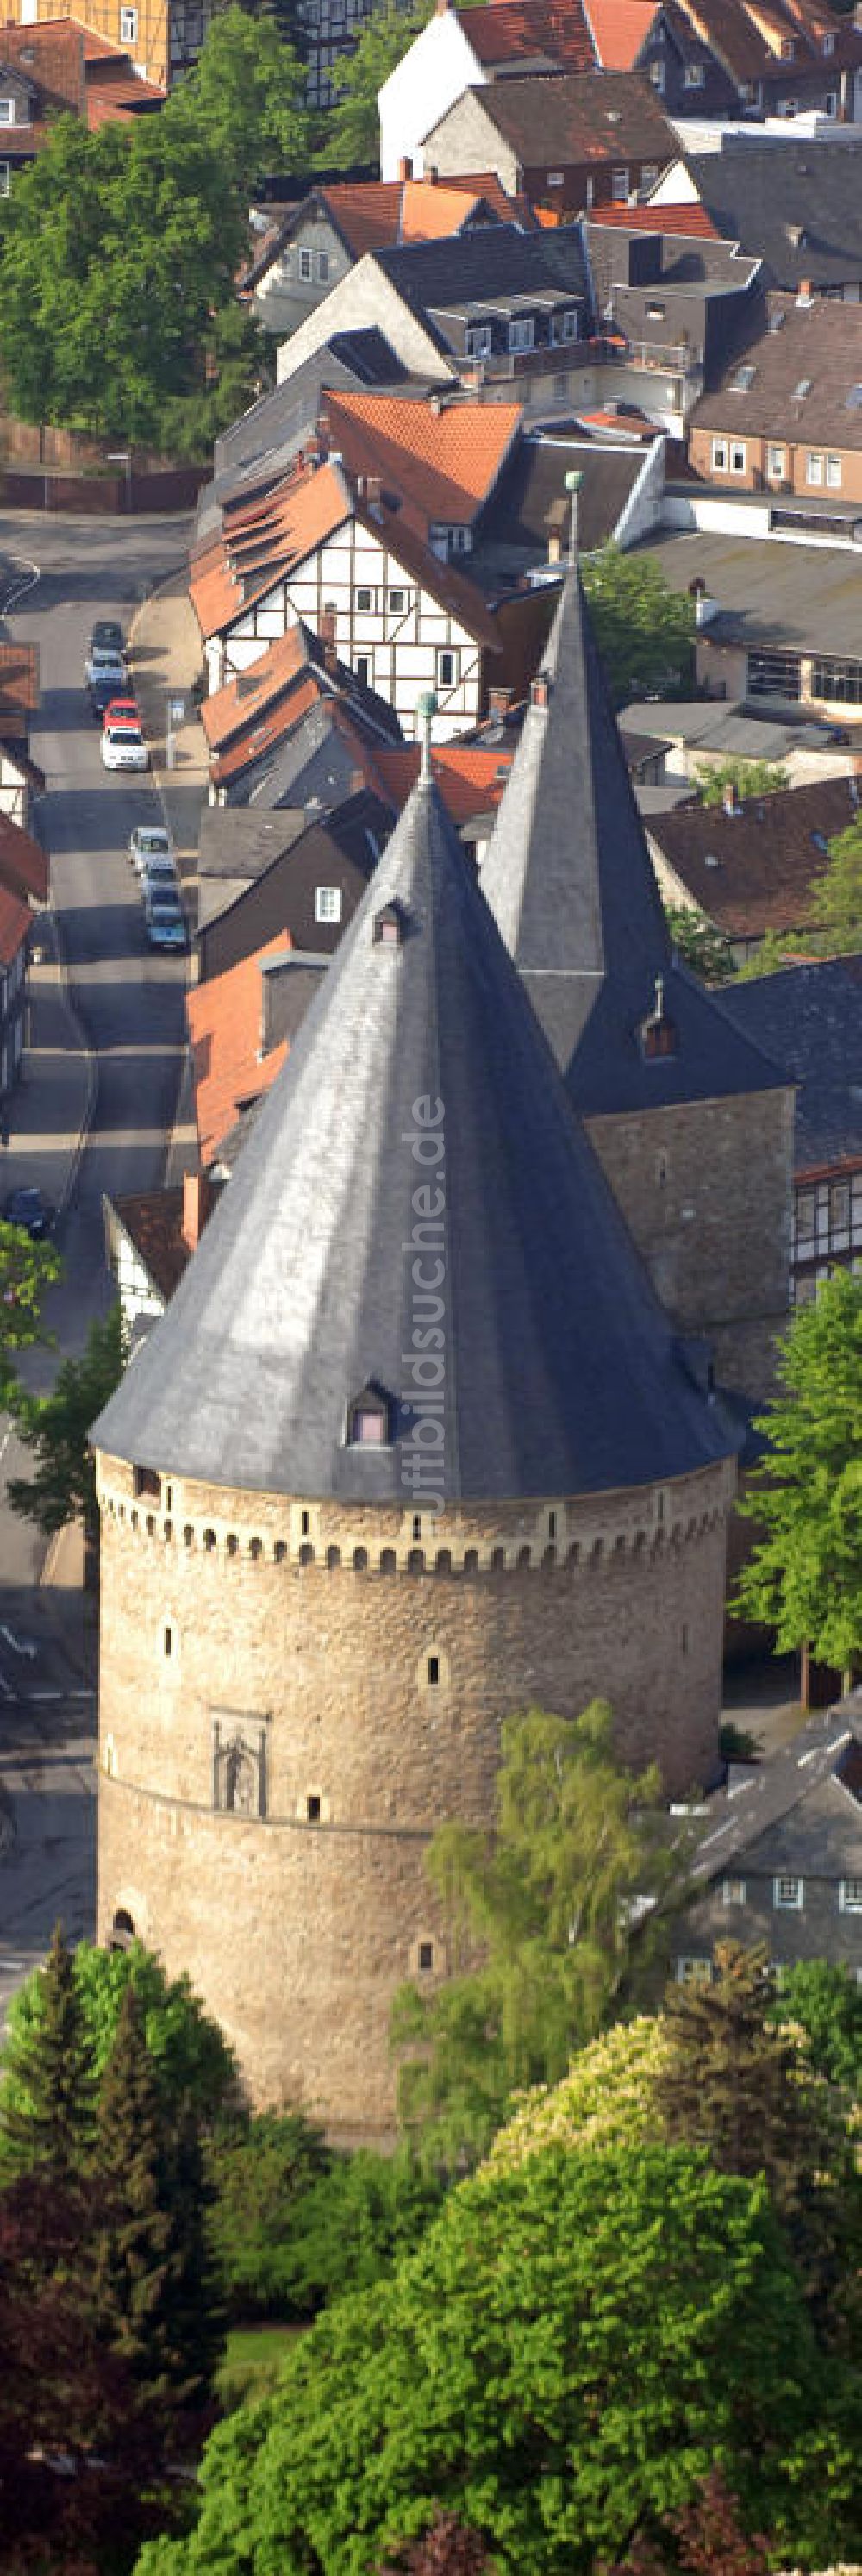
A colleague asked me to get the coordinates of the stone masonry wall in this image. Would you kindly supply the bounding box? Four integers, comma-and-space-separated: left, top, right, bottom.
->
586, 1087, 794, 1405
97, 1453, 734, 2136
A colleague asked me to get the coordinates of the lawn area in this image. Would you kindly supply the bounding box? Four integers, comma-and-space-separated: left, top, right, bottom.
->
219, 2323, 304, 2410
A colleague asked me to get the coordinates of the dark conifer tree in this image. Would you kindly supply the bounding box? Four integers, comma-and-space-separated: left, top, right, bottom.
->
0, 1921, 96, 2186
96, 1985, 223, 2430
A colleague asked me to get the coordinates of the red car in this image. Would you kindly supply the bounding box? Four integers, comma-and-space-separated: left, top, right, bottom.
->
103, 696, 140, 730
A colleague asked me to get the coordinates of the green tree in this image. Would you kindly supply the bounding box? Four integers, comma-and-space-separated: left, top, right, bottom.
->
392, 1703, 685, 2171
6, 1300, 123, 1551
210, 2116, 443, 2320
581, 546, 695, 705
0, 1216, 59, 1406
95, 1985, 224, 2425
323, 0, 434, 168
734, 1269, 862, 1672
132, 2143, 859, 2575
770, 1957, 862, 2092
733, 929, 799, 981
806, 812, 862, 954
665, 903, 737, 984
695, 758, 789, 807
167, 6, 309, 199
0, 1923, 96, 2185
0, 1936, 240, 2160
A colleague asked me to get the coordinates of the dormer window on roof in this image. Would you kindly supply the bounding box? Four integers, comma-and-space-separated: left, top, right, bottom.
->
791, 378, 812, 401
373, 900, 407, 947
640, 976, 678, 1062
732, 365, 756, 392
347, 1384, 392, 1447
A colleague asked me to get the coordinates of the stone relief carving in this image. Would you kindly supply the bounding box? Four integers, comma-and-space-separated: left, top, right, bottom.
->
212, 1714, 267, 1818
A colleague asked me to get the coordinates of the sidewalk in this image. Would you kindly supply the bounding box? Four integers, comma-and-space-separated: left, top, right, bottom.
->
128, 567, 209, 871
1, 908, 93, 1220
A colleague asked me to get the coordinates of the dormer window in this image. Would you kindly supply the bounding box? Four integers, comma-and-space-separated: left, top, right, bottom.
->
640, 976, 678, 1061
373, 900, 406, 947
0, 100, 15, 123
347, 1383, 392, 1446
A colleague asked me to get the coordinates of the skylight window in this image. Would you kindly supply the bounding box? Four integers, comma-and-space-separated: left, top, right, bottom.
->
791, 378, 812, 400
847, 385, 862, 410
732, 365, 756, 391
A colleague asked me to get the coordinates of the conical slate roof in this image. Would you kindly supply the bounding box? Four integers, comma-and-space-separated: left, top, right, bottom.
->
93, 766, 736, 1503
482, 569, 784, 1115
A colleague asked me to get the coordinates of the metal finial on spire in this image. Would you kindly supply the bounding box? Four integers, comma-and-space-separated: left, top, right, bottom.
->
416, 691, 437, 783
564, 468, 584, 567
655, 973, 665, 1018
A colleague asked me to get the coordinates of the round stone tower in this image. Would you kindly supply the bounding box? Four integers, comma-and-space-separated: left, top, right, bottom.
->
93, 734, 737, 2141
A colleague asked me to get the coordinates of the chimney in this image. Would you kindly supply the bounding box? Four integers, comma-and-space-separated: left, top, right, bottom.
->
489, 685, 512, 718
722, 778, 740, 817
320, 604, 338, 674
531, 672, 550, 710
398, 154, 413, 180
350, 766, 365, 794
426, 164, 438, 184
182, 1169, 213, 1254
796, 277, 813, 304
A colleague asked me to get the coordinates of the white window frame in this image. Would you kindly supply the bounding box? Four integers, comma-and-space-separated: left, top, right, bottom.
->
0, 99, 15, 122
465, 322, 492, 358
317, 249, 329, 281
840, 1878, 862, 1912
648, 59, 664, 87
546, 167, 564, 184
387, 585, 409, 613
684, 60, 704, 85
509, 316, 534, 353
806, 450, 824, 485
120, 4, 138, 38
722, 1878, 746, 1906
640, 163, 659, 191
823, 27, 834, 53
354, 585, 376, 612
436, 647, 460, 691
315, 885, 341, 924
298, 247, 313, 282
611, 166, 629, 203
767, 444, 786, 477
827, 453, 842, 488
773, 1873, 803, 1910
730, 441, 746, 474
711, 437, 728, 471
676, 1957, 712, 1984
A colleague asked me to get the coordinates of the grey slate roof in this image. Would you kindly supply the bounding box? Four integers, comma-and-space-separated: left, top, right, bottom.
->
686, 1706, 862, 1890
480, 568, 786, 1111
472, 433, 649, 578
687, 141, 862, 292
719, 956, 862, 1172
376, 223, 588, 347
93, 769, 737, 1504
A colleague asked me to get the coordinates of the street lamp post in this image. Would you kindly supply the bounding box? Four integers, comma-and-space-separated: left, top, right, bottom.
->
106, 450, 132, 511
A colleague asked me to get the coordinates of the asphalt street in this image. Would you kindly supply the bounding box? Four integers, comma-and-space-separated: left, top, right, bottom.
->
0, 510, 196, 2022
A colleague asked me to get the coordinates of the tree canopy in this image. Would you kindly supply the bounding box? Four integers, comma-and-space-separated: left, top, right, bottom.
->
581, 547, 695, 705
734, 1269, 862, 1670
665, 904, 737, 984
694, 757, 789, 807
133, 2140, 858, 2575
0, 1216, 59, 1407
169, 6, 309, 199
392, 1703, 684, 2171
6, 1299, 123, 1547
322, 0, 434, 168
0, 1935, 240, 2157
806, 812, 862, 954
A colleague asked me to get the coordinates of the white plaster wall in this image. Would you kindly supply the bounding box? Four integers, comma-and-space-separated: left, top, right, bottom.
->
275, 255, 453, 387
378, 10, 485, 181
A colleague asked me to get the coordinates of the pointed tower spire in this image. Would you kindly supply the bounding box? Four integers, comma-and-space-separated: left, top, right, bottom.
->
94, 772, 734, 1506
481, 567, 784, 1117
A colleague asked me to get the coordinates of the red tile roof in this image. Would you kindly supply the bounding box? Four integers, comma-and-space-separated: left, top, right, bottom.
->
653, 775, 861, 941
210, 672, 327, 787
186, 934, 291, 1167
190, 460, 351, 640
459, 0, 595, 71
0, 881, 30, 969
584, 0, 659, 70
375, 742, 513, 823
0, 643, 39, 726
322, 390, 522, 538
112, 1186, 191, 1303
0, 813, 47, 905
202, 626, 314, 751
590, 199, 721, 236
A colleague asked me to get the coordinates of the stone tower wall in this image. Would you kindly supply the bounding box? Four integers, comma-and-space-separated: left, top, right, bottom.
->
586, 1086, 794, 1406
96, 1450, 734, 2138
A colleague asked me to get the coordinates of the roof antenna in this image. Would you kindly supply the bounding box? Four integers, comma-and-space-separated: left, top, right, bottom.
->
564, 466, 584, 566
417, 689, 437, 784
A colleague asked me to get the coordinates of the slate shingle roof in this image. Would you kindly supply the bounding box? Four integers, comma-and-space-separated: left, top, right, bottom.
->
694, 291, 862, 447
481, 568, 786, 1111
376, 222, 588, 324
430, 69, 677, 168
653, 774, 861, 941
718, 955, 862, 1172
92, 766, 737, 1503
686, 140, 862, 291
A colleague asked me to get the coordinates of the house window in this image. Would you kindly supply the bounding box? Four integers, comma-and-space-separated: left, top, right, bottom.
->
306, 1793, 322, 1822
646, 302, 665, 321
640, 164, 659, 191
585, 175, 595, 208
767, 445, 786, 476
355, 585, 375, 612
774, 1874, 803, 1910
806, 451, 824, 485
781, 34, 795, 57
827, 453, 842, 488
388, 586, 408, 612
0, 100, 15, 122
546, 167, 564, 183
611, 166, 629, 203
830, 1179, 850, 1229
317, 250, 329, 281
428, 1655, 440, 1686
437, 647, 459, 690
841, 1878, 862, 1910
418, 1940, 434, 1972
163, 1624, 173, 1659
712, 438, 728, 471
730, 442, 746, 473
355, 653, 372, 689
677, 1957, 712, 1983
823, 27, 834, 51
553, 308, 578, 343
299, 247, 313, 281
348, 1387, 390, 1445
466, 323, 492, 357
120, 4, 138, 37
722, 1879, 746, 1906
796, 1188, 815, 1240
826, 90, 838, 113
684, 60, 704, 84
649, 59, 665, 86
509, 316, 534, 352
315, 885, 341, 923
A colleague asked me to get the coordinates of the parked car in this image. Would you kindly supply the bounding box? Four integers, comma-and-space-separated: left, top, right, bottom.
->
85, 646, 128, 693
145, 894, 186, 952
1, 1185, 54, 1240
88, 620, 125, 660
88, 670, 129, 720
103, 696, 140, 731
129, 824, 172, 875
102, 724, 148, 774
140, 854, 178, 903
